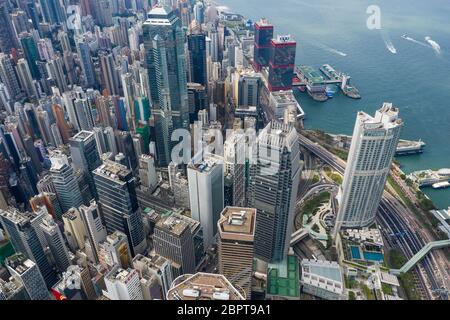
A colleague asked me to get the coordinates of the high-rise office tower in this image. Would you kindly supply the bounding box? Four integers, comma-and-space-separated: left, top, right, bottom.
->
92, 127, 108, 156
19, 32, 41, 80
335, 103, 403, 233
39, 214, 71, 272
30, 192, 62, 221
99, 51, 120, 96
187, 82, 207, 123
236, 71, 261, 109
103, 266, 143, 300
115, 130, 137, 170
93, 160, 146, 255
39, 0, 65, 25
153, 214, 196, 275
138, 154, 158, 193
46, 56, 68, 93
188, 32, 208, 88
73, 98, 95, 131
224, 132, 246, 207
0, 53, 22, 100
249, 121, 301, 263
5, 253, 51, 300
79, 200, 107, 263
253, 19, 274, 71
0, 1, 19, 53
188, 156, 224, 249
103, 126, 118, 156
193, 1, 205, 24
76, 36, 97, 88
132, 253, 174, 300
69, 131, 101, 198
49, 153, 84, 213
51, 104, 71, 143
16, 59, 38, 98
0, 208, 58, 287
62, 207, 88, 251
134, 96, 151, 125
268, 35, 296, 92
10, 10, 29, 39
98, 231, 132, 269
218, 207, 256, 299
143, 5, 189, 166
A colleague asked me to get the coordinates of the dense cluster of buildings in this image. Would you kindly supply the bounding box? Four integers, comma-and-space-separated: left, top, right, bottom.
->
0, 0, 407, 301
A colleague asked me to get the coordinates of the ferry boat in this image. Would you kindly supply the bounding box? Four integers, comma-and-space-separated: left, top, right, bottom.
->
432, 181, 450, 189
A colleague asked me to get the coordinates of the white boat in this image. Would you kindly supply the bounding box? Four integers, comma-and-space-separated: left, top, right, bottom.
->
432, 181, 450, 189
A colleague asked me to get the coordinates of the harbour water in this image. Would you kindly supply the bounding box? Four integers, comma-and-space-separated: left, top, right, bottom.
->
218, 0, 450, 209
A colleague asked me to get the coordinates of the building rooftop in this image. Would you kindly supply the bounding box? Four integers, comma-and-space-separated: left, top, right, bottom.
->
218, 207, 256, 236
0, 207, 41, 226
0, 277, 24, 299
267, 255, 300, 298
156, 214, 191, 237
188, 157, 221, 174
5, 253, 35, 275
69, 130, 95, 142
255, 18, 273, 28
301, 259, 343, 283
93, 160, 131, 184
106, 267, 137, 283
133, 253, 169, 271
167, 273, 245, 300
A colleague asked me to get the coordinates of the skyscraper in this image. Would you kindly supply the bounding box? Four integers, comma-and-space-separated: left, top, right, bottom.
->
224, 131, 246, 207
253, 19, 274, 71
62, 207, 88, 251
218, 207, 256, 299
5, 253, 50, 300
78, 201, 105, 260
237, 71, 261, 109
153, 214, 196, 275
0, 208, 58, 287
39, 0, 65, 25
138, 154, 158, 193
69, 131, 101, 198
39, 214, 71, 272
16, 59, 38, 98
249, 121, 301, 263
98, 231, 132, 270
76, 36, 97, 88
335, 103, 402, 233
99, 51, 120, 96
268, 35, 296, 92
188, 32, 208, 88
188, 156, 224, 249
19, 32, 41, 80
0, 1, 19, 53
103, 266, 143, 300
49, 153, 84, 213
143, 5, 189, 166
0, 53, 22, 100
93, 160, 146, 255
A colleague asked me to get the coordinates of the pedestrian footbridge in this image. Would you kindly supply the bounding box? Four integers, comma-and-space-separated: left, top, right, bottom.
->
391, 239, 450, 275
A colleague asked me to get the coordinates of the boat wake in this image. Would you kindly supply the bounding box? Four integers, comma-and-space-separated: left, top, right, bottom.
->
385, 41, 397, 54
425, 36, 442, 54
401, 35, 429, 48
381, 32, 397, 54
327, 48, 347, 57
315, 42, 348, 57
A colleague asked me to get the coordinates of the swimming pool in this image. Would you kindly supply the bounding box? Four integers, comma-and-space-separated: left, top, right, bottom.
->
363, 251, 384, 262
350, 246, 361, 260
